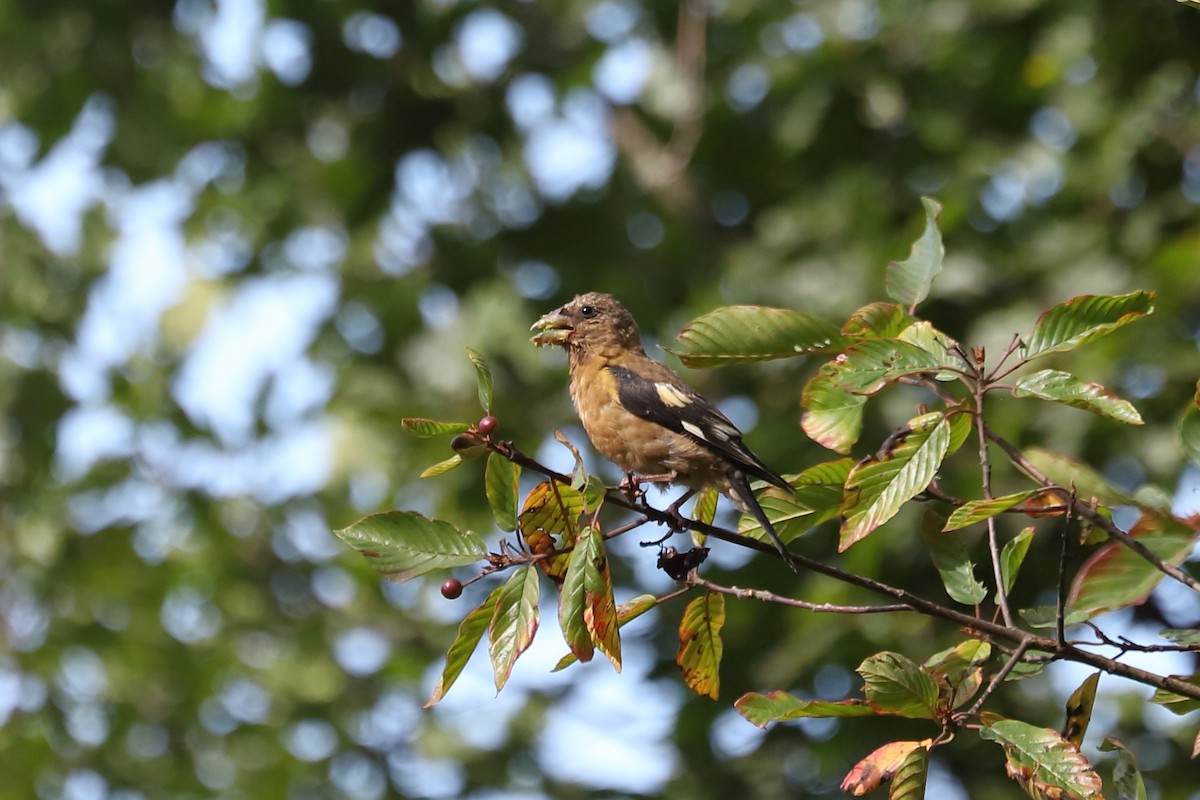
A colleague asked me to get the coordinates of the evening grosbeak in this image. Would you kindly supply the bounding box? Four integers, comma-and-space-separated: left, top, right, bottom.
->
530, 292, 795, 567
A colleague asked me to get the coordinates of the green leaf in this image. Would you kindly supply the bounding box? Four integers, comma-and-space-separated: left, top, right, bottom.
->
740, 459, 852, 542
1099, 738, 1148, 800
889, 744, 929, 800
1022, 291, 1154, 359
1023, 448, 1132, 507
980, 719, 1103, 799
558, 532, 595, 667
1159, 628, 1200, 646
946, 411, 975, 456
677, 592, 725, 700
465, 347, 494, 414
519, 480, 585, 583
420, 454, 465, 478
484, 452, 520, 532
999, 527, 1035, 599
858, 651, 940, 719
886, 197, 944, 307
488, 566, 541, 691
801, 367, 867, 453
840, 416, 952, 551
842, 302, 917, 340
401, 418, 471, 437
1178, 379, 1200, 466
1012, 369, 1143, 425
579, 526, 621, 670
920, 509, 988, 606
738, 488, 816, 545
692, 487, 719, 544
925, 639, 991, 710
670, 306, 847, 367
734, 691, 876, 727
553, 594, 656, 672
335, 511, 486, 582
1149, 675, 1200, 715
426, 586, 501, 707
1018, 605, 1090, 629
1069, 522, 1194, 615
943, 490, 1037, 531
828, 339, 947, 395
897, 321, 968, 381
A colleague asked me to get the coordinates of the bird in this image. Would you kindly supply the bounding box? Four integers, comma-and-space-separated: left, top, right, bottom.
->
530, 292, 796, 569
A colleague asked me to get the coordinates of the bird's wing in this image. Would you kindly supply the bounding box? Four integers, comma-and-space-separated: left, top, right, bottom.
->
606, 364, 791, 491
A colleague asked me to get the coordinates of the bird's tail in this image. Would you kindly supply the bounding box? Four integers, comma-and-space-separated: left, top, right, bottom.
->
728, 470, 797, 573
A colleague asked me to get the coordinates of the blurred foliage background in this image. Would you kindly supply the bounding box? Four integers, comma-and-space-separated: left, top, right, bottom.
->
2, 0, 1200, 797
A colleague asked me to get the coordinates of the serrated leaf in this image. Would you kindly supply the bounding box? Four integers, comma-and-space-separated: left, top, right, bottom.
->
828, 339, 947, 395
420, 454, 465, 478
1022, 291, 1154, 359
926, 639, 992, 710
842, 302, 917, 340
519, 481, 585, 583
980, 719, 1103, 799
1000, 527, 1035, 599
426, 586, 500, 706
670, 306, 848, 367
677, 593, 725, 700
1099, 738, 1148, 800
401, 418, 471, 437
840, 416, 952, 551
887, 197, 944, 307
1062, 672, 1100, 748
554, 593, 656, 672
465, 347, 494, 414
1023, 448, 1132, 507
889, 744, 929, 800
484, 453, 520, 532
920, 508, 987, 605
944, 490, 1038, 531
1069, 515, 1194, 615
488, 566, 540, 692
842, 740, 930, 797
1013, 369, 1143, 425
802, 367, 867, 453
897, 321, 968, 381
858, 652, 940, 719
335, 511, 486, 582
734, 691, 876, 727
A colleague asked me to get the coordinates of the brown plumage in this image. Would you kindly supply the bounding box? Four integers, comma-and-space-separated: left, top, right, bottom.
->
531, 292, 795, 567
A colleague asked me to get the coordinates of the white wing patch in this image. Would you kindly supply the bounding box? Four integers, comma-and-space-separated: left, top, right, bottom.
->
681, 420, 707, 440
655, 383, 693, 408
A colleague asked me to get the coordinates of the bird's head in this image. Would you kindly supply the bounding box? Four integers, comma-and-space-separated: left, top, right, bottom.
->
530, 292, 642, 354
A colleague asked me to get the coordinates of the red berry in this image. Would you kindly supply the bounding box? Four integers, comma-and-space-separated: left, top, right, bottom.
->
440, 578, 463, 599
478, 415, 498, 435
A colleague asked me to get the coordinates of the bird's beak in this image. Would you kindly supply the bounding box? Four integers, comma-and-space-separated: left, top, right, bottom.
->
530, 310, 573, 346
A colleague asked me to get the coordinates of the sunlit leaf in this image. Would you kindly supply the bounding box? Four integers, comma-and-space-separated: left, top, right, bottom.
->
886, 196, 944, 307
842, 740, 930, 797
554, 594, 656, 672
1062, 673, 1100, 748
842, 302, 916, 340
1023, 448, 1132, 507
889, 744, 929, 800
1159, 629, 1200, 646
734, 691, 876, 727
488, 566, 540, 691
1018, 605, 1089, 629
999, 527, 1036, 599
670, 305, 847, 367
485, 452, 520, 532
828, 339, 947, 396
944, 490, 1037, 531
420, 454, 465, 478
554, 430, 588, 489
519, 481, 585, 584
897, 321, 968, 382
920, 508, 987, 606
1013, 369, 1143, 425
335, 511, 486, 582
557, 533, 595, 666
840, 416, 952, 550
858, 651, 940, 719
1178, 380, 1200, 467
1022, 291, 1154, 359
980, 719, 1103, 799
925, 639, 992, 710
1099, 738, 1148, 800
738, 488, 816, 544
401, 418, 471, 437
426, 586, 501, 707
677, 592, 725, 699
692, 487, 719, 546
580, 526, 621, 670
465, 347, 494, 414
801, 367, 867, 453
1149, 673, 1200, 715
1069, 517, 1194, 615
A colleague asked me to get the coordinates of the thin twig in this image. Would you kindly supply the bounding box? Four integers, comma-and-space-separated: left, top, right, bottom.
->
965, 638, 1033, 717
971, 352, 1014, 627
687, 575, 911, 614
1056, 490, 1075, 645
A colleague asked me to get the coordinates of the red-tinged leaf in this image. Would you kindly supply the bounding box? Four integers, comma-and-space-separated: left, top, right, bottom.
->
485, 452, 520, 532
840, 416, 952, 551
420, 454, 465, 478
465, 347, 493, 414
1022, 291, 1154, 359
980, 719, 1103, 799
1000, 527, 1036, 599
734, 691, 877, 727
1099, 738, 1148, 800
554, 594, 656, 672
1062, 673, 1100, 748
677, 593, 725, 700
335, 511, 486, 582
828, 339, 946, 396
889, 744, 929, 800
1023, 448, 1133, 508
557, 532, 595, 666
1069, 517, 1194, 615
857, 652, 940, 719
944, 490, 1038, 531
669, 305, 848, 368
842, 302, 917, 340
842, 740, 930, 797
886, 196, 944, 308
401, 418, 471, 437
802, 367, 866, 453
580, 527, 621, 671
519, 481, 585, 584
426, 586, 501, 707
1013, 369, 1144, 425
925, 639, 992, 710
488, 566, 541, 692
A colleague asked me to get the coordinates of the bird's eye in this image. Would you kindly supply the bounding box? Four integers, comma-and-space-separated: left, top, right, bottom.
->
579, 305, 597, 318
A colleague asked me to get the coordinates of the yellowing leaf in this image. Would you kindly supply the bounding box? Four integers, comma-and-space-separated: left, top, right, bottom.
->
802, 367, 866, 453
519, 481, 585, 584
553, 594, 657, 672
841, 740, 930, 797
1062, 672, 1100, 748
980, 719, 1103, 799
734, 691, 876, 727
943, 490, 1038, 531
488, 566, 541, 692
677, 593, 725, 700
